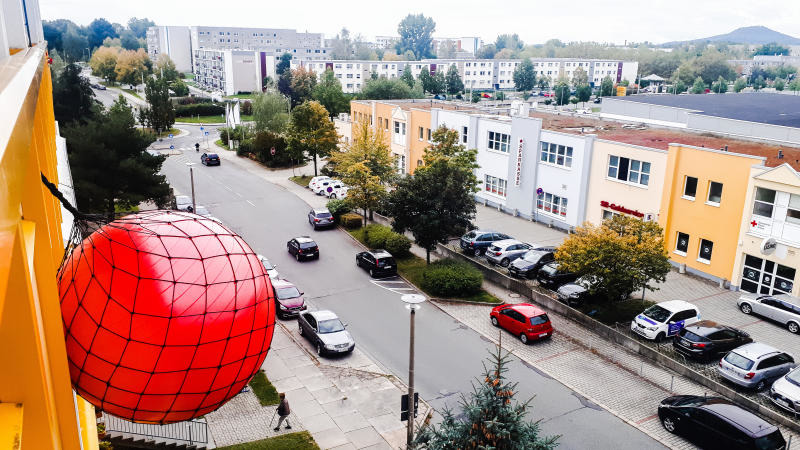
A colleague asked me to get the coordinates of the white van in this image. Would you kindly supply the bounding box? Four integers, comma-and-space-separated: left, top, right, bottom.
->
631, 300, 701, 342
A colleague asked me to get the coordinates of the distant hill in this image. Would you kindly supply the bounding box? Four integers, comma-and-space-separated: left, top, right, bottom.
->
663, 26, 800, 46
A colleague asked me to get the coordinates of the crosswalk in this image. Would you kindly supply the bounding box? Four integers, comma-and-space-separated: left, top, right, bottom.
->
370, 277, 421, 296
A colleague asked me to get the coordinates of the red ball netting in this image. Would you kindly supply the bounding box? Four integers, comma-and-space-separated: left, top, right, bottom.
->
57, 210, 275, 424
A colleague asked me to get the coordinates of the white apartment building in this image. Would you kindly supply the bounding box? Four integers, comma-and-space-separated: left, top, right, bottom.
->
189, 26, 329, 61
193, 49, 275, 96
531, 58, 638, 86
146, 26, 193, 72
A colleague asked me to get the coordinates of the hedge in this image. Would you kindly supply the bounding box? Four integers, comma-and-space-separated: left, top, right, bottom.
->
363, 224, 393, 249
175, 103, 225, 117
421, 259, 483, 297
326, 199, 351, 223
384, 233, 411, 258
340, 213, 363, 229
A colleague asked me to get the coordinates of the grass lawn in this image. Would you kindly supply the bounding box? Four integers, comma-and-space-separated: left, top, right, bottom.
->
183, 72, 195, 80
248, 370, 280, 406
289, 175, 312, 188
215, 139, 229, 150
349, 229, 501, 304
175, 115, 225, 124
156, 128, 180, 138
122, 88, 142, 99
578, 298, 655, 325
225, 93, 257, 100
216, 432, 319, 450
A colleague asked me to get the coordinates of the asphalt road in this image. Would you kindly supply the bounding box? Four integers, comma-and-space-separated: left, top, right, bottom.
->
157, 126, 666, 450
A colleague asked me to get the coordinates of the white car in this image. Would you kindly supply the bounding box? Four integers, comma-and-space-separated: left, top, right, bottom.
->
308, 176, 330, 192
630, 300, 700, 342
193, 205, 221, 222
175, 195, 192, 211
257, 255, 280, 280
327, 182, 349, 199
770, 366, 800, 413
312, 178, 336, 195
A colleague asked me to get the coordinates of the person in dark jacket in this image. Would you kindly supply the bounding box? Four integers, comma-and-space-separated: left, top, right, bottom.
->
274, 392, 291, 431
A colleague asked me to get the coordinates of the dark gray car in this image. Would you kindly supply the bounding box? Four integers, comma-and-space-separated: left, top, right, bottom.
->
308, 208, 334, 230
460, 230, 512, 256
298, 310, 355, 357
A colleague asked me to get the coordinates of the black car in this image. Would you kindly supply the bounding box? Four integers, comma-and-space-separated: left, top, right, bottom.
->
537, 262, 578, 289
287, 236, 319, 261
658, 395, 786, 450
672, 321, 753, 362
508, 250, 555, 279
460, 230, 512, 256
556, 276, 594, 306
201, 153, 220, 166
308, 208, 334, 230
356, 250, 397, 278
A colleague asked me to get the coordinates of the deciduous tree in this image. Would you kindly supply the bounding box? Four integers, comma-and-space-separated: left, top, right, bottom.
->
312, 69, 350, 118
774, 78, 785, 91
513, 59, 536, 92
330, 119, 394, 184
87, 18, 117, 50
554, 79, 570, 106
141, 76, 174, 133
276, 53, 292, 75
600, 75, 614, 96
286, 101, 338, 176
289, 66, 317, 107
400, 65, 415, 88
155, 54, 179, 82
733, 77, 747, 92
571, 67, 589, 87
127, 17, 155, 39
89, 46, 119, 83
115, 48, 150, 86
395, 14, 436, 60
360, 78, 420, 100
430, 71, 446, 95
343, 162, 385, 227
252, 91, 290, 133
418, 67, 433, 93
711, 76, 728, 94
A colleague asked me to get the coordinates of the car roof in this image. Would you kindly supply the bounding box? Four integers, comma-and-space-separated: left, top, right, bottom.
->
656, 300, 697, 312
313, 208, 331, 214
731, 342, 782, 359
310, 310, 338, 321
295, 236, 315, 243
366, 249, 393, 257
176, 195, 191, 201
510, 303, 546, 317
492, 239, 523, 247
206, 153, 218, 156
683, 320, 727, 335
467, 229, 496, 234
271, 279, 296, 288
769, 293, 800, 307
698, 399, 778, 437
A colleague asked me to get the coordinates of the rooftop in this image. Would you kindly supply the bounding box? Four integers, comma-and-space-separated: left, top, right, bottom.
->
608, 93, 800, 129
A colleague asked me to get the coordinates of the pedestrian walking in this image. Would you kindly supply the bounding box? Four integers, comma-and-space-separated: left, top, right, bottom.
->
273, 393, 292, 431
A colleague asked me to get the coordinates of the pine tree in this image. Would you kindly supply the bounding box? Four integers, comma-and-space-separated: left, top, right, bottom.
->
414, 345, 559, 449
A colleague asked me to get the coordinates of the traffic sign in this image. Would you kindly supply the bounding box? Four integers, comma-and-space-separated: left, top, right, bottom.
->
200, 126, 205, 131
169, 145, 174, 149
169, 133, 174, 138
400, 393, 418, 421
270, 147, 276, 155
205, 131, 209, 136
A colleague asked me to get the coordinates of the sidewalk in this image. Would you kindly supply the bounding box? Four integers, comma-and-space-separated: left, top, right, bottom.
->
205, 322, 410, 449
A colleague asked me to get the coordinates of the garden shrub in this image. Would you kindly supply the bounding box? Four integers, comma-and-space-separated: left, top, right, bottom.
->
341, 213, 363, 229
326, 199, 351, 223
175, 103, 225, 117
363, 224, 393, 249
384, 233, 411, 258
421, 259, 483, 297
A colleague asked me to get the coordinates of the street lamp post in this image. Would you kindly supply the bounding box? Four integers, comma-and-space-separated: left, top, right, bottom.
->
401, 294, 426, 449
186, 162, 196, 213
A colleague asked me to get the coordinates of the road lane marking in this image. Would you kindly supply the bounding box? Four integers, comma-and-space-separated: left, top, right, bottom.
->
246, 200, 256, 207
235, 192, 243, 197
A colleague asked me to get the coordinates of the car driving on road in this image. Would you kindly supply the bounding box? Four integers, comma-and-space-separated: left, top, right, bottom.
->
356, 250, 397, 278
298, 310, 355, 356
630, 300, 700, 342
287, 236, 319, 261
490, 303, 553, 344
717, 342, 795, 391
737, 293, 800, 334
308, 208, 334, 230
201, 153, 220, 166
657, 395, 786, 450
272, 279, 307, 319
257, 255, 280, 280
672, 321, 752, 362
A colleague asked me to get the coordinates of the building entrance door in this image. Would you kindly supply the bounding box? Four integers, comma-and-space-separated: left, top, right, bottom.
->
740, 254, 795, 295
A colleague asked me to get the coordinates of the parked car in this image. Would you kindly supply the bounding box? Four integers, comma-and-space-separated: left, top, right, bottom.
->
508, 250, 555, 279
193, 205, 221, 222
490, 303, 553, 344
630, 300, 701, 342
326, 182, 349, 199
257, 255, 280, 280
298, 310, 355, 356
717, 342, 795, 391
737, 293, 800, 334
312, 178, 336, 195
308, 176, 330, 192
175, 195, 192, 211
459, 230, 513, 256
537, 262, 578, 289
658, 395, 786, 450
201, 153, 220, 166
485, 240, 533, 267
271, 279, 307, 319
356, 250, 397, 278
308, 208, 334, 230
770, 366, 800, 414
672, 321, 752, 362
287, 236, 319, 261
556, 276, 594, 306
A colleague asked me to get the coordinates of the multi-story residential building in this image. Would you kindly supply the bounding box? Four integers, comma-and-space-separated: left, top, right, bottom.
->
146, 26, 193, 72
729, 54, 800, 76
190, 26, 330, 61
530, 58, 637, 86
732, 164, 800, 296
374, 36, 399, 50
193, 49, 275, 95
2, 0, 99, 447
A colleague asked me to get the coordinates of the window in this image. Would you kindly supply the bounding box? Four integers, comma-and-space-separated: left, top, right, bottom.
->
753, 187, 776, 218
787, 194, 800, 225
426, 128, 432, 142
602, 210, 619, 221
707, 181, 723, 205
461, 126, 468, 144
419, 126, 424, 140
540, 142, 573, 168
488, 131, 510, 152
484, 175, 507, 197
607, 155, 649, 185
698, 239, 714, 263
683, 176, 698, 199
537, 192, 568, 218
675, 232, 689, 255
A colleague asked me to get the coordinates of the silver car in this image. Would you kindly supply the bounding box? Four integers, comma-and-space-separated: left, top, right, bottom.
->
717, 342, 796, 391
257, 254, 280, 280
770, 366, 800, 413
175, 195, 192, 211
737, 293, 800, 334
485, 240, 534, 267
298, 310, 355, 357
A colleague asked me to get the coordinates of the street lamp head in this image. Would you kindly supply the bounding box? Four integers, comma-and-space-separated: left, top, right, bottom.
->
401, 294, 426, 304
185, 162, 195, 167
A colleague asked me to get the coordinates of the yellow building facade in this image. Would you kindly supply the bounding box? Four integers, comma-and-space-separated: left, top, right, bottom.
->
659, 144, 765, 283
1, 1, 98, 448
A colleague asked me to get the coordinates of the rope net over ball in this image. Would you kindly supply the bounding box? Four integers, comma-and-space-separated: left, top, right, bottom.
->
57, 209, 275, 424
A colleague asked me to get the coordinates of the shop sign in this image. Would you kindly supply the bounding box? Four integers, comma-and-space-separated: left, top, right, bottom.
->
761, 237, 777, 256
600, 200, 644, 218
515, 139, 524, 186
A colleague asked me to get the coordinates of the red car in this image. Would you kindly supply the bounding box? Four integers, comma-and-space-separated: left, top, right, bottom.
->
490, 303, 553, 344
272, 279, 307, 320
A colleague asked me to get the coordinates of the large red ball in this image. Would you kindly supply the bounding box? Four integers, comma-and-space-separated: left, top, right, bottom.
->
58, 211, 275, 423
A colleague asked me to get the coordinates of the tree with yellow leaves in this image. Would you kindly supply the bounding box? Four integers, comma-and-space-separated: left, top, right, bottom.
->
115, 48, 150, 87
89, 46, 119, 83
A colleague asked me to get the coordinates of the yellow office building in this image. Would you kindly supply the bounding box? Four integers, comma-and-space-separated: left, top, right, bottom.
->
1, 0, 98, 448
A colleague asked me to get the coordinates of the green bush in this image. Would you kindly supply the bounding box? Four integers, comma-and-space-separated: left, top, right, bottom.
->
421, 259, 483, 297
175, 102, 225, 117
384, 232, 411, 258
341, 213, 363, 229
326, 199, 351, 222
363, 224, 393, 248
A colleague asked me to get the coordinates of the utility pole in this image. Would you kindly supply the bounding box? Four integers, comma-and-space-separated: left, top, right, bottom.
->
401, 294, 426, 449
186, 162, 197, 212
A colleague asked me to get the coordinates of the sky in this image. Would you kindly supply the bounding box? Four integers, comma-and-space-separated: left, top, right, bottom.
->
39, 0, 800, 45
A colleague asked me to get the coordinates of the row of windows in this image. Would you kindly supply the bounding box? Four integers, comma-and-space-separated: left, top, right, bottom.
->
418, 126, 432, 142
675, 232, 715, 263
540, 142, 573, 168
485, 175, 507, 197
537, 192, 568, 217
752, 187, 800, 225
488, 131, 510, 152
683, 176, 723, 205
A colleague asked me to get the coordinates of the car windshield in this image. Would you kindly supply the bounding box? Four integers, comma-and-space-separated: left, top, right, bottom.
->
299, 242, 317, 249
315, 212, 332, 218
754, 430, 786, 450
276, 287, 300, 300
786, 367, 800, 387
679, 330, 705, 342
260, 259, 274, 270
195, 206, 210, 215
724, 352, 755, 371
642, 305, 671, 323
377, 257, 395, 267
530, 314, 549, 326
541, 264, 558, 275
522, 252, 544, 262
318, 319, 345, 334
